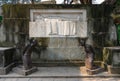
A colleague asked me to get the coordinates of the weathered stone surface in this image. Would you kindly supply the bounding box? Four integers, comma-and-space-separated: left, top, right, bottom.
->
80, 66, 104, 75
112, 52, 120, 66
0, 47, 15, 75
13, 66, 37, 76
0, 63, 14, 75
29, 9, 87, 61
40, 47, 85, 60
103, 47, 120, 67
0, 47, 15, 67
107, 65, 120, 74
39, 38, 85, 60
29, 9, 87, 38
0, 25, 5, 42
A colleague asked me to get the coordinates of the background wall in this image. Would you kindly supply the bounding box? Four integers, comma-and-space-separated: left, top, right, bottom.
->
0, 5, 115, 63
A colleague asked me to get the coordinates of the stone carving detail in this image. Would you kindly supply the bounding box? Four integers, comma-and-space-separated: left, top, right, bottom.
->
30, 9, 87, 38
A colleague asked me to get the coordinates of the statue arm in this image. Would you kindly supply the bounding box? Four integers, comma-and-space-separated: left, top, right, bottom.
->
23, 45, 30, 55
90, 45, 95, 59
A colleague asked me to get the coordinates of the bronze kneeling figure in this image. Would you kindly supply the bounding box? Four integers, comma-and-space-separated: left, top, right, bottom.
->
80, 39, 98, 70
22, 39, 37, 70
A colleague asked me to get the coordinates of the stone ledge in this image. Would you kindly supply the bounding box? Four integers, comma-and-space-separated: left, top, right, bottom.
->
102, 62, 120, 74
13, 66, 37, 76
108, 65, 120, 74
80, 66, 104, 75
0, 63, 14, 75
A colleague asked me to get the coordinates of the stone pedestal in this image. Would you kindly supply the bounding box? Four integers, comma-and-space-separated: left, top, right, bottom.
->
0, 63, 14, 75
80, 66, 104, 75
13, 66, 37, 76
0, 47, 15, 75
107, 65, 120, 74
103, 47, 120, 74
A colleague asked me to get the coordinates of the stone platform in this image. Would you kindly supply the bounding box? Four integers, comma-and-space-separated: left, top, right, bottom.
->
80, 66, 104, 75
0, 67, 120, 78
13, 66, 37, 76
0, 63, 14, 75
108, 65, 120, 74
0, 47, 15, 75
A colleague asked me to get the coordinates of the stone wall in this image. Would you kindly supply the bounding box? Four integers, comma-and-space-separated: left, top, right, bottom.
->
0, 5, 115, 62
0, 7, 5, 42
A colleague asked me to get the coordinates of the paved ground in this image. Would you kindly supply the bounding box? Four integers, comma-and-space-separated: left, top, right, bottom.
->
0, 78, 120, 81
0, 67, 120, 81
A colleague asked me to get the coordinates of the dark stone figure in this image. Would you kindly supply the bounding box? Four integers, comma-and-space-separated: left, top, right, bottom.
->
22, 38, 37, 70
80, 39, 97, 70
84, 44, 95, 69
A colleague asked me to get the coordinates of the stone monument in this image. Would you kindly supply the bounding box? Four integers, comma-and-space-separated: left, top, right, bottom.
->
29, 9, 87, 61
13, 38, 38, 76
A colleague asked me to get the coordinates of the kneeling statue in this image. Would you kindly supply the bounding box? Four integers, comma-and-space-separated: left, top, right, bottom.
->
84, 44, 96, 69
80, 39, 97, 70
79, 39, 104, 75
22, 38, 37, 70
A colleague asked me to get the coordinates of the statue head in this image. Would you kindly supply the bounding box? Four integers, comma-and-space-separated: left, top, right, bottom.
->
29, 38, 38, 46
84, 44, 92, 52
79, 37, 88, 46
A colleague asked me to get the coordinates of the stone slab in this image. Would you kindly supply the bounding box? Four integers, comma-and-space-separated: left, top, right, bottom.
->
103, 47, 120, 67
30, 9, 87, 37
107, 65, 120, 74
13, 66, 37, 76
40, 47, 85, 60
0, 63, 14, 75
80, 66, 104, 75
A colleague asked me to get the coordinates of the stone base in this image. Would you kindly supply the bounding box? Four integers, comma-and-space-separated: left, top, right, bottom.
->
13, 66, 37, 76
108, 65, 120, 74
80, 66, 104, 75
0, 63, 14, 75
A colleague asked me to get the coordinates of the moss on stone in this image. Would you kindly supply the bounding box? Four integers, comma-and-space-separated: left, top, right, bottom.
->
0, 42, 14, 47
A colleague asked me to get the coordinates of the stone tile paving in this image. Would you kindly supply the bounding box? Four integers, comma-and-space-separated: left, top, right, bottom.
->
0, 78, 120, 81
0, 67, 119, 81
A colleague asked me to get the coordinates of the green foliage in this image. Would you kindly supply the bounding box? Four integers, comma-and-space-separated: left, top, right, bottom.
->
116, 0, 120, 6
